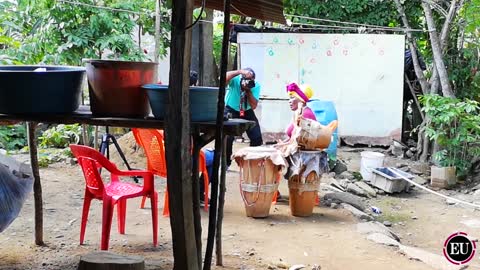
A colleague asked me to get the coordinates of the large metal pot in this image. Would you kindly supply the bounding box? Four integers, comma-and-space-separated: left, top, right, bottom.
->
0, 65, 85, 114
84, 60, 158, 117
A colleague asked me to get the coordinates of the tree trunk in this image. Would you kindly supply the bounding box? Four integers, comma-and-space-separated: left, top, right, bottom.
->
422, 2, 455, 98
164, 0, 199, 269
200, 9, 217, 86
429, 0, 459, 94
154, 0, 162, 63
393, 0, 430, 94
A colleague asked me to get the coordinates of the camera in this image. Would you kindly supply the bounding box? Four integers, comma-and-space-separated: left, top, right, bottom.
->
241, 77, 256, 89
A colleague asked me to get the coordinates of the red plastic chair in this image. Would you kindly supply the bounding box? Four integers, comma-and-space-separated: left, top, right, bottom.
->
70, 144, 158, 250
132, 128, 209, 216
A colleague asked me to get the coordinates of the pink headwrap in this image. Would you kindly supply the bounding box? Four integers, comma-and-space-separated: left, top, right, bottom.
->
286, 82, 309, 103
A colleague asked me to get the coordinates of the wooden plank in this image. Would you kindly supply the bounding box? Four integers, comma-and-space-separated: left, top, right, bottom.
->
27, 122, 44, 246
164, 0, 199, 269
0, 106, 254, 136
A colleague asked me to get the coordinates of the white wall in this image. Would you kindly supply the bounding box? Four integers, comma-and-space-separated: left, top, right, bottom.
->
238, 33, 405, 145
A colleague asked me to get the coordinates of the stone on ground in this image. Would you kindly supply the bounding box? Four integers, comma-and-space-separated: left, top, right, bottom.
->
322, 192, 367, 211
78, 251, 144, 270
366, 233, 400, 247
356, 222, 400, 241
341, 203, 373, 221
354, 181, 377, 197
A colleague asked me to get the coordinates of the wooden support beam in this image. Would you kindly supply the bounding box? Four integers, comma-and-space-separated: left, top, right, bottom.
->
164, 0, 199, 269
192, 129, 203, 269
203, 0, 231, 269
404, 74, 425, 121
215, 136, 227, 266
27, 122, 44, 246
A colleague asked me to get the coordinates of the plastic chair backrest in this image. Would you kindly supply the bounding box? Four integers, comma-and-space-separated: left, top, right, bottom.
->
70, 144, 120, 198
132, 129, 167, 178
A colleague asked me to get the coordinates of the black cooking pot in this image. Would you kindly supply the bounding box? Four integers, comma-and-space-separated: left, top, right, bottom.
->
0, 65, 85, 114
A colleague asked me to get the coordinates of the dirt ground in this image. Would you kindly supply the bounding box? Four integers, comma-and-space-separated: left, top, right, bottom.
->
1, 138, 479, 270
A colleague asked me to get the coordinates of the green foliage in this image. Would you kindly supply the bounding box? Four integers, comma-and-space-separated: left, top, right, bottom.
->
0, 124, 28, 151
420, 95, 480, 176
37, 148, 73, 167
284, 0, 424, 32
213, 22, 238, 65
0, 0, 170, 65
39, 124, 82, 148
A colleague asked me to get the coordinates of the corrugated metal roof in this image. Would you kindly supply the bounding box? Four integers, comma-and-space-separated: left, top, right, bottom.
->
194, 0, 286, 24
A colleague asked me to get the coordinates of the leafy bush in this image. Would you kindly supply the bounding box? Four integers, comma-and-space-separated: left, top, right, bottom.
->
0, 124, 27, 150
39, 124, 82, 148
420, 94, 480, 176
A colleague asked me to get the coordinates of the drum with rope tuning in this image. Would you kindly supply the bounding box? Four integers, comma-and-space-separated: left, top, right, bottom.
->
233, 147, 286, 218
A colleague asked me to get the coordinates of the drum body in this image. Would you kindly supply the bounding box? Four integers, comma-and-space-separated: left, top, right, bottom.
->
233, 147, 286, 218
289, 172, 320, 217
240, 158, 280, 217
286, 150, 327, 217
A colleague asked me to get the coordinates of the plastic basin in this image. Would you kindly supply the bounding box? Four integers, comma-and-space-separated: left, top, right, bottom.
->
84, 60, 158, 117
143, 84, 218, 122
0, 65, 85, 114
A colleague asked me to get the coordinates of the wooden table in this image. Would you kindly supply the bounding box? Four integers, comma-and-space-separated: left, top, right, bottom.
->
0, 106, 255, 246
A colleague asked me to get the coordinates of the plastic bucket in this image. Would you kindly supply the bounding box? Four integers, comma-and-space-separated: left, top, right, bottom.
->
360, 151, 385, 181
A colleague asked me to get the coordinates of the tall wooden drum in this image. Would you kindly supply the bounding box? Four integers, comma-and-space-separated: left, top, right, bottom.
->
287, 150, 328, 217
233, 147, 286, 218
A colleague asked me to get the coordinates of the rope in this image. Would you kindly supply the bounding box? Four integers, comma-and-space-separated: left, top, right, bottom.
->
239, 159, 264, 207
286, 14, 427, 33
390, 167, 480, 209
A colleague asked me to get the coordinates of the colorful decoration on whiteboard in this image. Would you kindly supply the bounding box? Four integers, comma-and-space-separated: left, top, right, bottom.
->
326, 50, 333, 56
273, 36, 279, 44
299, 38, 305, 45
288, 37, 295, 45
267, 47, 274, 56
378, 49, 385, 56
342, 49, 349, 56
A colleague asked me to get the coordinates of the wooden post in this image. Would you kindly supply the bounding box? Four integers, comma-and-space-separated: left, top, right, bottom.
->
203, 0, 230, 269
27, 122, 44, 246
164, 0, 199, 269
215, 136, 227, 266
404, 74, 424, 121
192, 129, 203, 269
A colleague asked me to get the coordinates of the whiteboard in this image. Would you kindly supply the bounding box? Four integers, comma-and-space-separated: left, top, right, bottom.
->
238, 33, 405, 141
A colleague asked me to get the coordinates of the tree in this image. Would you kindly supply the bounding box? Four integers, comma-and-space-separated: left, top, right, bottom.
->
0, 0, 171, 65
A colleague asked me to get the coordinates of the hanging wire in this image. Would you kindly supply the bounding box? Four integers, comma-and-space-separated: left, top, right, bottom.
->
57, 0, 151, 16
184, 0, 206, 30
286, 14, 427, 33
